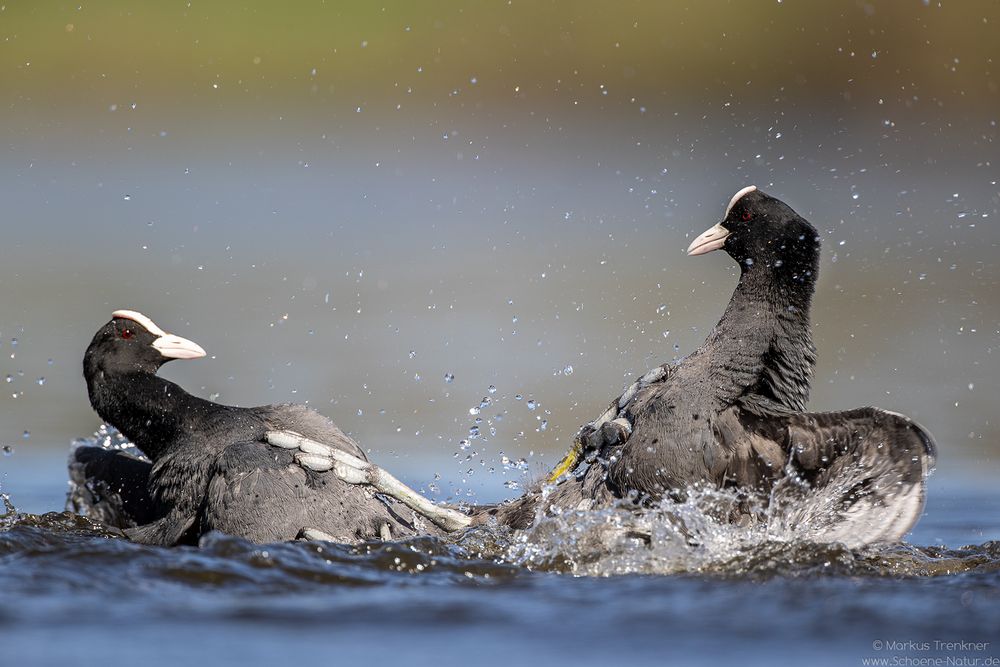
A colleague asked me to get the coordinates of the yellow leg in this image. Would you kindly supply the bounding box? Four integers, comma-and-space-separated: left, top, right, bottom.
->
547, 440, 583, 483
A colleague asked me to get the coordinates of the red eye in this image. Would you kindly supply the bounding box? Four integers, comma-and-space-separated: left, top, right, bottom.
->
741, 210, 753, 222
120, 328, 134, 340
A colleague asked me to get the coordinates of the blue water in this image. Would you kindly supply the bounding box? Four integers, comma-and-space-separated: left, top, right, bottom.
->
2, 450, 999, 667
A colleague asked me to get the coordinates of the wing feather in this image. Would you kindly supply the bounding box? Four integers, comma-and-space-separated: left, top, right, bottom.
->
739, 406, 936, 546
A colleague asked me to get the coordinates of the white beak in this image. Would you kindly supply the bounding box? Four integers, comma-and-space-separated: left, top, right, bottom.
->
152, 334, 207, 360
686, 222, 730, 256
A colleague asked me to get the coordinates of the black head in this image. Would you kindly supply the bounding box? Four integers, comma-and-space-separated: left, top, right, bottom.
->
687, 186, 820, 284
84, 310, 206, 378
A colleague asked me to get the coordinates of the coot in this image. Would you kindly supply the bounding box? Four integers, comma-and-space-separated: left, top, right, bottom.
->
73, 310, 464, 545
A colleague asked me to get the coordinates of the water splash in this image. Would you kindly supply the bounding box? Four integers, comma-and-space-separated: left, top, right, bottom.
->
475, 476, 950, 577
66, 425, 148, 526
56, 429, 983, 580
2, 506, 999, 581
70, 424, 145, 458
0, 492, 18, 530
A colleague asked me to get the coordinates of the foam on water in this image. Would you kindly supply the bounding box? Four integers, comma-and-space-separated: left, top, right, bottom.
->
1, 507, 999, 585
56, 426, 998, 579
459, 477, 997, 579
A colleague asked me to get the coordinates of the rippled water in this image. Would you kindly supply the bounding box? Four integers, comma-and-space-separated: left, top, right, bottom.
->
3, 451, 999, 667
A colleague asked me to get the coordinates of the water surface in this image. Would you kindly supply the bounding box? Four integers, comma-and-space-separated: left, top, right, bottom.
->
2, 450, 999, 667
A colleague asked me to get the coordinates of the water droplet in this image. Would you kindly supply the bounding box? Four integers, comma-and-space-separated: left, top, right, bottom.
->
526, 399, 537, 410
503, 480, 520, 490
563, 365, 574, 375
2, 445, 12, 457
469, 406, 481, 416
444, 372, 455, 383
488, 385, 497, 394
22, 431, 29, 440
515, 394, 523, 401
539, 420, 548, 431
408, 350, 416, 359
459, 439, 471, 450
123, 194, 132, 201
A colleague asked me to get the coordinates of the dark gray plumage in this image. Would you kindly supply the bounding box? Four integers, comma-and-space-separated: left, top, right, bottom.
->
471, 187, 936, 546
74, 311, 435, 546
68, 446, 160, 528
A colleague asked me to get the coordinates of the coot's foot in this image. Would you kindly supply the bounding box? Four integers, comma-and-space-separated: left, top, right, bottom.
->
267, 430, 472, 532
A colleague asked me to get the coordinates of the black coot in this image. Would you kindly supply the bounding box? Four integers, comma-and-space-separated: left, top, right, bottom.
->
73, 310, 452, 545
465, 186, 935, 545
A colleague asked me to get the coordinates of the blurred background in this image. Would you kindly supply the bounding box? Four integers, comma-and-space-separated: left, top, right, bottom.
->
1, 1, 997, 514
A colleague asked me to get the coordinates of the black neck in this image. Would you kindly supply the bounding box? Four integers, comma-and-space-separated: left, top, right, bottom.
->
700, 260, 817, 412
85, 367, 220, 461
